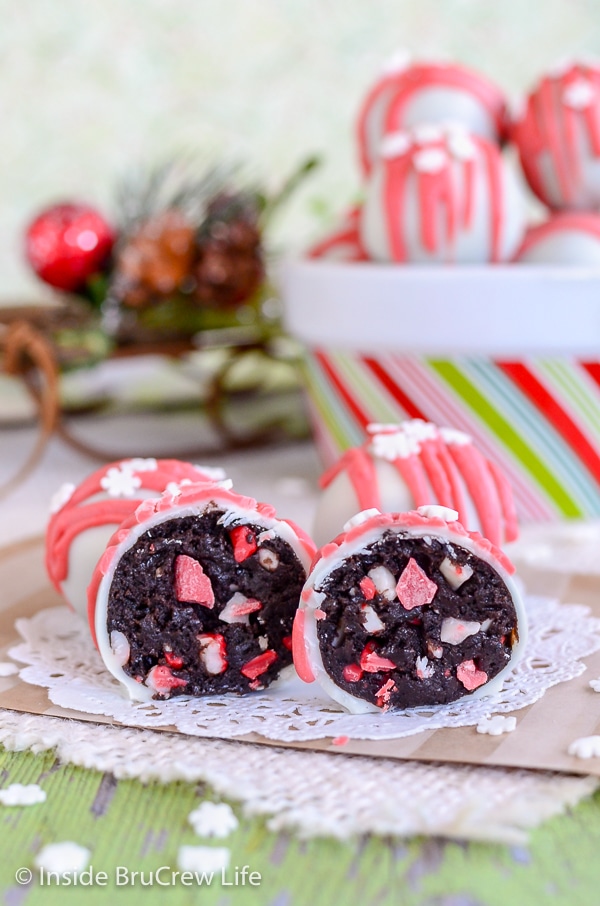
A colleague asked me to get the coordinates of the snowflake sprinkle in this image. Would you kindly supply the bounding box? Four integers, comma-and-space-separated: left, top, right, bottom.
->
476, 715, 517, 736
188, 802, 239, 839
100, 467, 142, 498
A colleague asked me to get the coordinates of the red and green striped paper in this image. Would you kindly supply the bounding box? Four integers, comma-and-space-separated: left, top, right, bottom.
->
303, 350, 600, 522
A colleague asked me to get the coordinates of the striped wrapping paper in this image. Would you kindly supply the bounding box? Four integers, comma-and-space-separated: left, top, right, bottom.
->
302, 349, 600, 522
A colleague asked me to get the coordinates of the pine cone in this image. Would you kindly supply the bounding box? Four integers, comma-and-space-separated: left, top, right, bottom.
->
112, 210, 195, 308
193, 196, 264, 307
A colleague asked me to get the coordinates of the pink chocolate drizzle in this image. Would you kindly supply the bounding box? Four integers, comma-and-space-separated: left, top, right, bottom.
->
45, 459, 219, 594
513, 63, 600, 208
357, 61, 507, 176
320, 421, 518, 547
378, 132, 506, 263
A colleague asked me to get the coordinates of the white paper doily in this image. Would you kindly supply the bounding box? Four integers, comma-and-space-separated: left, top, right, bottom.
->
8, 594, 600, 742
0, 708, 596, 845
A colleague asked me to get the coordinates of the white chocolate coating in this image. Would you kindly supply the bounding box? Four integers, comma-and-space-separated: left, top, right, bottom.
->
297, 512, 527, 715
360, 125, 525, 264
90, 484, 315, 701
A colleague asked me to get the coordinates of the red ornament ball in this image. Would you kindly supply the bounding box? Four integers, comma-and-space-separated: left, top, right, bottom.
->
25, 202, 115, 292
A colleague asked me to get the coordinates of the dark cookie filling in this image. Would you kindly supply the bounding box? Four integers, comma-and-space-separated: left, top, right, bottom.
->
315, 531, 518, 710
106, 509, 306, 698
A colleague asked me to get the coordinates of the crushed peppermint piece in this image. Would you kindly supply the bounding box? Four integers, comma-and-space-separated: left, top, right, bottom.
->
164, 649, 185, 669
359, 576, 377, 600
34, 842, 91, 875
109, 631, 130, 667
240, 650, 277, 680
396, 558, 438, 610
476, 715, 517, 736
314, 609, 327, 620
342, 663, 364, 683
415, 655, 435, 679
188, 801, 238, 838
439, 557, 474, 589
440, 617, 481, 645
198, 634, 228, 675
360, 604, 385, 634
457, 659, 488, 691
174, 555, 215, 607
258, 548, 279, 571
417, 505, 459, 522
177, 845, 230, 874
343, 508, 381, 532
49, 482, 76, 514
100, 466, 142, 498
375, 678, 397, 709
568, 736, 600, 759
360, 641, 396, 673
368, 565, 397, 601
426, 640, 443, 659
219, 592, 261, 624
229, 526, 258, 562
146, 665, 188, 695
0, 783, 46, 806
332, 735, 350, 746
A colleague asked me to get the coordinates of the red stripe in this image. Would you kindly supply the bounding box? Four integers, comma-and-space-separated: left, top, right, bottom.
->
362, 357, 425, 420
314, 351, 371, 431
498, 361, 600, 485
581, 361, 600, 389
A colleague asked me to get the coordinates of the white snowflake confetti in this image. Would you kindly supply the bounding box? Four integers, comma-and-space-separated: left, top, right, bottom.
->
0, 784, 46, 806
0, 661, 19, 677
447, 131, 477, 161
413, 148, 448, 173
177, 845, 230, 873
188, 802, 239, 839
563, 79, 595, 110
34, 842, 90, 874
476, 715, 517, 737
380, 131, 411, 159
49, 483, 75, 514
568, 736, 600, 759
413, 124, 444, 145
121, 458, 158, 473
589, 678, 600, 692
100, 467, 142, 498
193, 465, 227, 481
165, 479, 193, 497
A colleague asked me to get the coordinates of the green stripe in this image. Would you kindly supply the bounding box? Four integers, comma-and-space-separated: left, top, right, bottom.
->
466, 359, 600, 509
334, 352, 399, 425
302, 353, 360, 450
429, 359, 583, 518
540, 359, 600, 441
